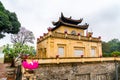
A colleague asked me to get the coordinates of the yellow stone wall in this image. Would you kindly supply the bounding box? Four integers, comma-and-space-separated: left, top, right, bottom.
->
41, 38, 101, 58
37, 39, 48, 58
53, 25, 84, 36
37, 25, 102, 58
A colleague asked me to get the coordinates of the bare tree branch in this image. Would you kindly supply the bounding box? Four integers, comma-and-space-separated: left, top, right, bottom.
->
11, 27, 35, 45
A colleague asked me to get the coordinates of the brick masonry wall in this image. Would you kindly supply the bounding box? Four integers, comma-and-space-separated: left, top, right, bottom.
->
35, 62, 117, 80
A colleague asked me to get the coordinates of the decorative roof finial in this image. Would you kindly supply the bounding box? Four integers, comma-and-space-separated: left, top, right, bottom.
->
69, 16, 72, 19
61, 12, 64, 17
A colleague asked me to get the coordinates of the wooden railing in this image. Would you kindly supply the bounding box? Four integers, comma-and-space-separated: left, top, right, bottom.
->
27, 57, 120, 64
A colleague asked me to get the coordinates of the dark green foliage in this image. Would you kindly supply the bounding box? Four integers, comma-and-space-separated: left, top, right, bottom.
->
102, 39, 120, 57
0, 1, 21, 38
102, 41, 110, 54
108, 39, 120, 52
103, 53, 112, 57
4, 55, 12, 63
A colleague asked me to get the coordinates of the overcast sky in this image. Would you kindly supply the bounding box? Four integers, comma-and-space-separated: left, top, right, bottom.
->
0, 0, 120, 47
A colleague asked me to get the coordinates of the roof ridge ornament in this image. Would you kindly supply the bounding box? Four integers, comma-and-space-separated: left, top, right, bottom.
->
61, 12, 64, 18
69, 16, 72, 19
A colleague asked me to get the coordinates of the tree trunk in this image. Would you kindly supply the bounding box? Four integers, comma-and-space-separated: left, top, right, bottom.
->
10, 58, 15, 67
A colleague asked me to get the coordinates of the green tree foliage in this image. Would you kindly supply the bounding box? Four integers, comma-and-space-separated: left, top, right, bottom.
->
102, 53, 112, 57
108, 39, 120, 52
102, 38, 120, 57
111, 51, 120, 57
0, 1, 21, 38
3, 43, 35, 67
102, 41, 110, 54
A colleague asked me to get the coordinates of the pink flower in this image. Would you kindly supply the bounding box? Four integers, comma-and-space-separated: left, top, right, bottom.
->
22, 60, 38, 70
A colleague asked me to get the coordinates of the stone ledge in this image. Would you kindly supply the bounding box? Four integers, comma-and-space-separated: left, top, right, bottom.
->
26, 57, 119, 64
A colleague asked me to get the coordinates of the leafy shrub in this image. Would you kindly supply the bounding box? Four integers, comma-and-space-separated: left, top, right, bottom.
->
111, 51, 120, 57
103, 53, 112, 57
